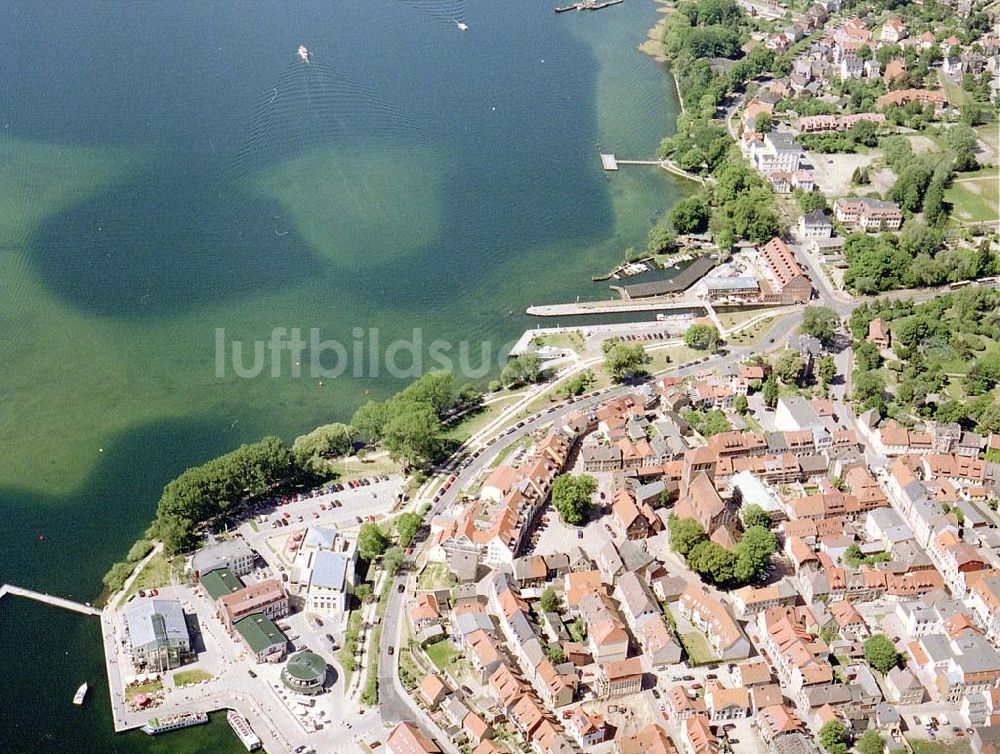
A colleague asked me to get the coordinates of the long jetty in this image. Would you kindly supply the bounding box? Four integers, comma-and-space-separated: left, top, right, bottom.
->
599, 153, 706, 183
0, 583, 101, 617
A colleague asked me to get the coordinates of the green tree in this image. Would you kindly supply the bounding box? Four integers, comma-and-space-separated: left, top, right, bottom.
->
355, 583, 374, 603
669, 516, 706, 557
358, 522, 390, 561
854, 369, 886, 406
801, 306, 839, 343
395, 512, 422, 548
399, 371, 456, 417
754, 112, 773, 133
922, 176, 947, 226
689, 540, 738, 584
539, 587, 562, 614
797, 191, 828, 214
551, 474, 597, 526
762, 374, 779, 408
102, 561, 133, 594
863, 634, 901, 674
734, 525, 776, 582
670, 197, 711, 235
352, 401, 389, 443
775, 349, 806, 385
605, 343, 648, 382
817, 355, 837, 388
946, 123, 979, 171
647, 222, 677, 255
501, 352, 542, 388
857, 729, 883, 754
900, 218, 942, 258
127, 539, 154, 563
383, 545, 404, 576
733, 394, 748, 414
701, 410, 732, 437
684, 323, 720, 351
740, 504, 771, 530
293, 422, 353, 473
382, 398, 441, 467
547, 644, 567, 663
819, 720, 850, 754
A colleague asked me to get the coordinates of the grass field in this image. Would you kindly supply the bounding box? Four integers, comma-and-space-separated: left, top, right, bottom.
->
534, 330, 585, 354
173, 669, 213, 687
119, 552, 183, 605
125, 678, 163, 701
328, 454, 401, 482
908, 738, 972, 754
680, 631, 718, 665
442, 394, 522, 443
945, 175, 999, 224
424, 639, 461, 672
417, 562, 455, 591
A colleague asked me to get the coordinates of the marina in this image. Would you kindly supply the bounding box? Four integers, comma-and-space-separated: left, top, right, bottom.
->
611, 254, 716, 299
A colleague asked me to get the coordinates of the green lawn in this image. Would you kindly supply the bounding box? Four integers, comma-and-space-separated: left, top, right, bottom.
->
417, 563, 456, 591
173, 669, 213, 687
119, 552, 182, 605
534, 330, 585, 354
338, 609, 363, 689
442, 394, 521, 443
680, 631, 719, 665
424, 639, 461, 671
328, 454, 401, 482
125, 679, 163, 700
938, 71, 971, 108
945, 176, 999, 224
646, 344, 701, 373
907, 738, 972, 754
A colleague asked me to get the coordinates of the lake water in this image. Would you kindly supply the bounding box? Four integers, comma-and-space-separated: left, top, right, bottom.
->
0, 0, 684, 749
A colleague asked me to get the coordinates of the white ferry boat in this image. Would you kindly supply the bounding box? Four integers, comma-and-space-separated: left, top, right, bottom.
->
72, 683, 88, 705
227, 709, 262, 751
141, 711, 209, 735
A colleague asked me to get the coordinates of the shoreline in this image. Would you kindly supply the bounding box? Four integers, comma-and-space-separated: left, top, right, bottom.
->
638, 0, 685, 112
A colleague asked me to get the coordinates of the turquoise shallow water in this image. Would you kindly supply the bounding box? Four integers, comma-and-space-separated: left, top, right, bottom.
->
0, 0, 684, 749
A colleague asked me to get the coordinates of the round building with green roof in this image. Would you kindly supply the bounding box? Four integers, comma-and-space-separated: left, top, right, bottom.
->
281, 650, 327, 695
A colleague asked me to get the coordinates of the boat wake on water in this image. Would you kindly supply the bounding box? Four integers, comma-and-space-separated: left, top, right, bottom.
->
394, 0, 469, 27
228, 50, 434, 182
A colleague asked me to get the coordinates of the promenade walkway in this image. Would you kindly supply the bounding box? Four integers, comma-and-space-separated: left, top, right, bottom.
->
0, 583, 101, 617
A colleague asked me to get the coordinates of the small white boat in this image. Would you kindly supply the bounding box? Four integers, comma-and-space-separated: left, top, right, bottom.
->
73, 683, 88, 705
297, 44, 311, 63
454, 20, 468, 30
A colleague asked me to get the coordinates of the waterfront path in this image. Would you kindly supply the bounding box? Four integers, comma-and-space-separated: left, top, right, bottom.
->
0, 583, 101, 617
526, 297, 785, 317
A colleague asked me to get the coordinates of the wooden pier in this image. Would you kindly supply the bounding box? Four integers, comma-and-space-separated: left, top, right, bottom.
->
0, 583, 101, 617
599, 153, 706, 184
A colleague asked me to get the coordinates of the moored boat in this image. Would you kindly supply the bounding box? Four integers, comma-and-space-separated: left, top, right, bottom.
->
141, 712, 209, 735
227, 709, 262, 751
73, 683, 88, 705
